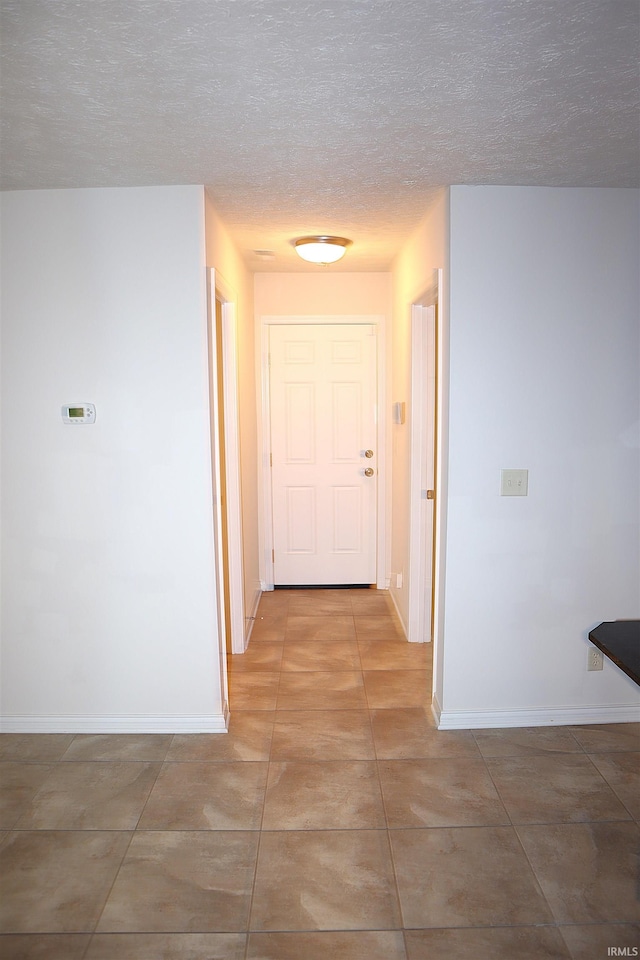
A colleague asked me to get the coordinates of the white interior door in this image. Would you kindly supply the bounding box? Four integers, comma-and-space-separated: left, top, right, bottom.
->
269, 323, 377, 585
408, 303, 436, 642
206, 271, 229, 713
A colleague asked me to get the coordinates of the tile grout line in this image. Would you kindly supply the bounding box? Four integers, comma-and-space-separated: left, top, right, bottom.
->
243, 641, 284, 949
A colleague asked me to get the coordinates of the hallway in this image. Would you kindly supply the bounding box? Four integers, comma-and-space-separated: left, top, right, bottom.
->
0, 588, 638, 959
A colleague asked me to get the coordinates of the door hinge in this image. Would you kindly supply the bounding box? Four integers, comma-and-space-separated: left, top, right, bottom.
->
270, 453, 273, 467
272, 549, 275, 562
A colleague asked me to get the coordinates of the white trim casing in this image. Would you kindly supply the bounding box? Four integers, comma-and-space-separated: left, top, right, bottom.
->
431, 268, 447, 715
0, 713, 230, 734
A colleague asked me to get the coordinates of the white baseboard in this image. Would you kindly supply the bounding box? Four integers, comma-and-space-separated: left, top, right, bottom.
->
250, 585, 262, 617
244, 585, 263, 649
0, 714, 229, 734
432, 697, 640, 730
388, 587, 408, 640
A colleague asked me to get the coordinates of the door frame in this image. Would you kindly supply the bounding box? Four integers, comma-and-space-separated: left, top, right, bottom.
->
407, 301, 436, 642
207, 269, 246, 657
258, 314, 387, 590
407, 270, 442, 647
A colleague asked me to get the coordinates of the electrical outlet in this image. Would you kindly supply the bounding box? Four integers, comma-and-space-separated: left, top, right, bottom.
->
396, 572, 403, 589
501, 469, 528, 496
587, 648, 604, 671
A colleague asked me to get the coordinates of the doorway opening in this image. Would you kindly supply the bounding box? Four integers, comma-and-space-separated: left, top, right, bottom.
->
207, 267, 246, 692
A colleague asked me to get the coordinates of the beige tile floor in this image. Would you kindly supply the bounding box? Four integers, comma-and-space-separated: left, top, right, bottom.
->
0, 587, 639, 959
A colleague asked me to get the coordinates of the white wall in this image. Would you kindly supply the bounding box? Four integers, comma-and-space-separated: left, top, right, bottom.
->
438, 186, 640, 727
254, 272, 392, 318
0, 186, 226, 731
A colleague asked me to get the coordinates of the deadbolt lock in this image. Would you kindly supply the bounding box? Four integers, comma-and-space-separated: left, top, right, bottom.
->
364, 467, 375, 477
365, 449, 374, 458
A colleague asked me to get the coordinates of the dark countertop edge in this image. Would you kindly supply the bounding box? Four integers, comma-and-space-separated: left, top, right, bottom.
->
588, 621, 640, 687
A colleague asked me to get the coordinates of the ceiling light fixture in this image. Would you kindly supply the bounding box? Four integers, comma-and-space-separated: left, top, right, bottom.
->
294, 236, 352, 265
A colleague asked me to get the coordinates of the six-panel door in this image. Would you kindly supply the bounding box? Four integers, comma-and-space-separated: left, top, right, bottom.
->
269, 324, 377, 585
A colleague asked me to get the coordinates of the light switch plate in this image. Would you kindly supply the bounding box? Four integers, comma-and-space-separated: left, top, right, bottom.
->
501, 469, 528, 496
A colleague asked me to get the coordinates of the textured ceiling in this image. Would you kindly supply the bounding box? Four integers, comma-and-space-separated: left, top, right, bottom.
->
1, 0, 638, 271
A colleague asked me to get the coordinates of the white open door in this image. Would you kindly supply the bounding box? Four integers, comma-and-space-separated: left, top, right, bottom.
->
269, 323, 377, 585
408, 302, 436, 642
207, 269, 246, 664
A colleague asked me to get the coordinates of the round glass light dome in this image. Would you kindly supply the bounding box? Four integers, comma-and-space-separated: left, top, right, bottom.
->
294, 236, 352, 264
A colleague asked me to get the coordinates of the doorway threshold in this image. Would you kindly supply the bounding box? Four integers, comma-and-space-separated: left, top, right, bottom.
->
273, 583, 374, 590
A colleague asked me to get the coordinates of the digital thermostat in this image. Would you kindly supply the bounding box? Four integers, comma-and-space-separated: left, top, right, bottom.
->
61, 403, 96, 424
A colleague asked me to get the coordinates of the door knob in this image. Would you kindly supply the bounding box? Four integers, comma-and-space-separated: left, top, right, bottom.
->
364, 449, 374, 458
364, 467, 375, 477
